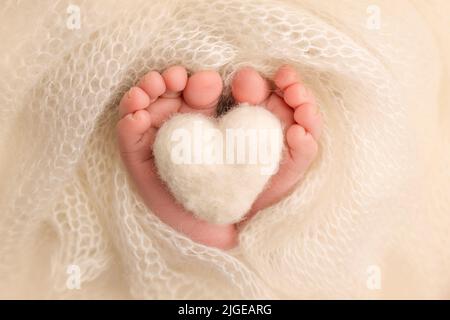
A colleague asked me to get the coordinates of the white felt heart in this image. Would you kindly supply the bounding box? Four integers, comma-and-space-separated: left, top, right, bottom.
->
153, 104, 283, 224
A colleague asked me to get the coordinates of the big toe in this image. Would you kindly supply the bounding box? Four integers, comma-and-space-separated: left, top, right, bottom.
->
231, 67, 270, 105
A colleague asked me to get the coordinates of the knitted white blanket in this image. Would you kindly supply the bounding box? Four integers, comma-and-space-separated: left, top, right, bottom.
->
0, 0, 449, 298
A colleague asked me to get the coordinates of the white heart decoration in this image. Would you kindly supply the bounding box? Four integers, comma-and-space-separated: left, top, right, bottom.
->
153, 104, 283, 224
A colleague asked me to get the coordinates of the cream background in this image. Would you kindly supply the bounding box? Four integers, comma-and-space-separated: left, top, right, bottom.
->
0, 0, 449, 299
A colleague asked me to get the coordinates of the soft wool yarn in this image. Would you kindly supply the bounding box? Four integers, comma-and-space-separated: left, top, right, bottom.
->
153, 105, 283, 224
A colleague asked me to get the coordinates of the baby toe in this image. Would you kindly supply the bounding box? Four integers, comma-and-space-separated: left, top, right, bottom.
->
117, 109, 154, 158
231, 67, 270, 105
286, 124, 319, 165
274, 65, 300, 90
138, 71, 166, 101
283, 83, 315, 108
162, 65, 188, 97
119, 86, 150, 118
182, 70, 223, 110
294, 103, 322, 140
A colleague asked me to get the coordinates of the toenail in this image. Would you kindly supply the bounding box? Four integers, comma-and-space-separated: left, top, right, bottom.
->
127, 87, 136, 99
162, 91, 181, 98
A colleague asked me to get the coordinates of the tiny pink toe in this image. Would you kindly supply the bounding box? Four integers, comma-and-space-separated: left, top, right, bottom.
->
162, 65, 188, 93
286, 124, 306, 149
117, 109, 153, 155
286, 124, 318, 163
231, 67, 270, 105
274, 65, 300, 90
294, 104, 322, 140
283, 83, 308, 108
139, 71, 166, 100
119, 87, 150, 118
183, 70, 223, 109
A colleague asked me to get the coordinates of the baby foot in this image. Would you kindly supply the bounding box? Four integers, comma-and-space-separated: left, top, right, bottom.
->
117, 66, 238, 249
231, 65, 322, 221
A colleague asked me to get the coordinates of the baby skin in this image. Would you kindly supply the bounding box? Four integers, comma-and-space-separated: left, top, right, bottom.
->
117, 65, 322, 250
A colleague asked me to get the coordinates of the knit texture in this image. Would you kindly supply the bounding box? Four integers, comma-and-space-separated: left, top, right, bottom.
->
0, 0, 449, 298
